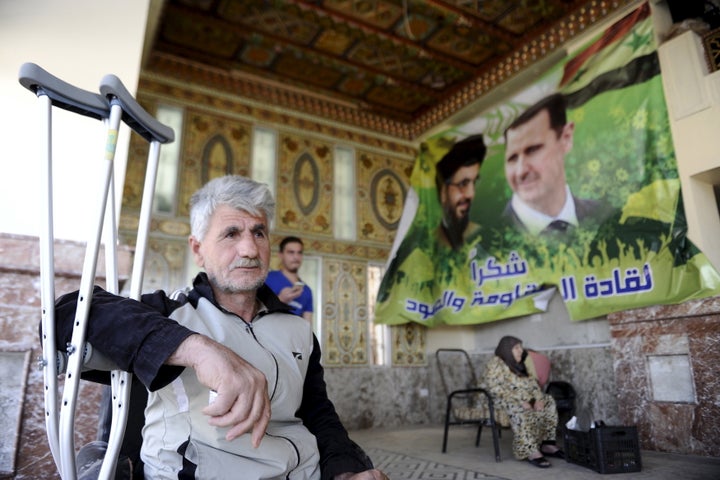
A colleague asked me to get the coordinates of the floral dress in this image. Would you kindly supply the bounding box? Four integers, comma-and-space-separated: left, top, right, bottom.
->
483, 355, 558, 459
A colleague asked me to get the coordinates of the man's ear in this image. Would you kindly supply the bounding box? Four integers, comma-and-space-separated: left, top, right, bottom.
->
438, 184, 448, 205
561, 122, 575, 152
188, 236, 204, 267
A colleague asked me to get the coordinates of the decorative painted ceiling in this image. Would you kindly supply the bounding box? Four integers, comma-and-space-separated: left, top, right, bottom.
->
143, 0, 638, 139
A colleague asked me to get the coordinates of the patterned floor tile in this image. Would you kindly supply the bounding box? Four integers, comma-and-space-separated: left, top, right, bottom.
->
366, 448, 510, 480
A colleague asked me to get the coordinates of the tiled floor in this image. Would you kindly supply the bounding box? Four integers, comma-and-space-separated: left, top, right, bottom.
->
348, 425, 720, 480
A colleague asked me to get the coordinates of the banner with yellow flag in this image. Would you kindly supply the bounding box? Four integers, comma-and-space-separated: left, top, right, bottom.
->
375, 2, 720, 327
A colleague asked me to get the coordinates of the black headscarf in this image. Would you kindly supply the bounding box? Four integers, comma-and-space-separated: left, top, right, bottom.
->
494, 335, 529, 377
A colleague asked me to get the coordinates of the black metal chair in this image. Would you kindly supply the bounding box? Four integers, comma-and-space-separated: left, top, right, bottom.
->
546, 380, 577, 435
436, 348, 501, 461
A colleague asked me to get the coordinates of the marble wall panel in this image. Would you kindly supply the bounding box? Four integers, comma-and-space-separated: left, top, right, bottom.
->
548, 347, 620, 425
0, 234, 113, 479
324, 366, 431, 430
142, 237, 192, 293
0, 350, 28, 476
122, 125, 152, 212
609, 297, 720, 456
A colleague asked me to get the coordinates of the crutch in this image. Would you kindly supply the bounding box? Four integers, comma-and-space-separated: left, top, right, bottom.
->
93, 74, 174, 480
19, 62, 110, 478
19, 63, 174, 479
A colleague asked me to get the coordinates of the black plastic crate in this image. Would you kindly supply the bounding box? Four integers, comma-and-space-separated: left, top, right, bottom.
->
565, 427, 594, 468
564, 426, 642, 474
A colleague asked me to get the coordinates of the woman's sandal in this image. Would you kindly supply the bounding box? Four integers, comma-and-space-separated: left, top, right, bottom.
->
543, 449, 565, 459
528, 456, 551, 468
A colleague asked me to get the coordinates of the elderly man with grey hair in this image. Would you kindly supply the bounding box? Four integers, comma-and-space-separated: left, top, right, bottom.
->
53, 175, 387, 480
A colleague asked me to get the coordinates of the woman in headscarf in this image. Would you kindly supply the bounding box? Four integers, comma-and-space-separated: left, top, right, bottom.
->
483, 336, 563, 468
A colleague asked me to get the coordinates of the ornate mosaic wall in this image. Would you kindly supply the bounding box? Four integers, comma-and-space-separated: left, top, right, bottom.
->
703, 27, 720, 72
322, 258, 371, 365
356, 151, 413, 243
391, 323, 427, 366
275, 134, 334, 235
180, 110, 253, 217
120, 76, 426, 366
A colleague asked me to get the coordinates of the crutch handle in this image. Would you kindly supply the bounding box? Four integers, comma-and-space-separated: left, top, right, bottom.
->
99, 74, 174, 144
18, 62, 109, 120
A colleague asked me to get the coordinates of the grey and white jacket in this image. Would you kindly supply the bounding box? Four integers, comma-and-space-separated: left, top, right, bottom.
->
53, 273, 374, 479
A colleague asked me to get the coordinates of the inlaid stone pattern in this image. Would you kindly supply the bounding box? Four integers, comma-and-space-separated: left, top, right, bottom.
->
608, 296, 720, 456
391, 323, 427, 367
322, 259, 371, 365
123, 123, 152, 211
276, 133, 333, 235
356, 150, 412, 244
178, 108, 252, 217
702, 27, 720, 72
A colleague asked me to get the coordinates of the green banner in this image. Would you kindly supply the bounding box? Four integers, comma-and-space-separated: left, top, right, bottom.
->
376, 3, 720, 327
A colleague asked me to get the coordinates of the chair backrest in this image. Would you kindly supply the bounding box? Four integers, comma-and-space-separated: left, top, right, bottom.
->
436, 348, 479, 397
546, 380, 577, 414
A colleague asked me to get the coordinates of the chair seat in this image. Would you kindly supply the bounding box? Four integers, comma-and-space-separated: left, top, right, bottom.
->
452, 406, 490, 422
468, 401, 511, 428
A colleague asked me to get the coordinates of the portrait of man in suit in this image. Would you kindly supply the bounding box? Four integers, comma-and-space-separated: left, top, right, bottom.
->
502, 93, 610, 237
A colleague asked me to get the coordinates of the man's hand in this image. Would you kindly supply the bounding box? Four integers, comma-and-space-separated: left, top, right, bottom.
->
278, 284, 303, 304
334, 469, 389, 480
167, 334, 271, 447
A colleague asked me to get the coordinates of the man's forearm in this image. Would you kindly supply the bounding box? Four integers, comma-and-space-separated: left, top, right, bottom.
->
52, 286, 192, 390
166, 333, 207, 367
166, 333, 272, 445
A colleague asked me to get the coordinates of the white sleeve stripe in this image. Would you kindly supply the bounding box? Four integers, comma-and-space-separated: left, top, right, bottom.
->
170, 377, 189, 412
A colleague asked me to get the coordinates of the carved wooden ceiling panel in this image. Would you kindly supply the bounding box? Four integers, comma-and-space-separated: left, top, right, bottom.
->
144, 0, 638, 139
